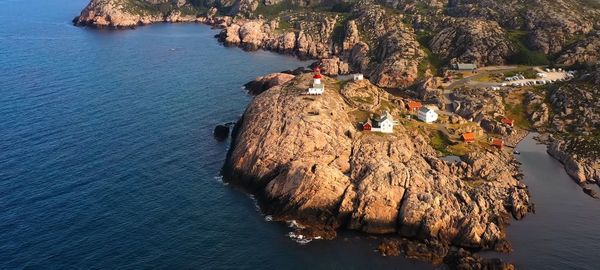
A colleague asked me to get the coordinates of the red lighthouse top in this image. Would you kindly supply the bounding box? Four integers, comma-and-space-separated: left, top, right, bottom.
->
313, 66, 322, 79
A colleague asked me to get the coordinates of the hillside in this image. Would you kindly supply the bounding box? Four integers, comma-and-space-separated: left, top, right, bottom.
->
74, 0, 600, 88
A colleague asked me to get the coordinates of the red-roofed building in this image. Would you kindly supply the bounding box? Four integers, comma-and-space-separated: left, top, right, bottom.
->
362, 121, 372, 131
407, 101, 422, 113
462, 132, 476, 143
491, 138, 504, 149
501, 117, 514, 127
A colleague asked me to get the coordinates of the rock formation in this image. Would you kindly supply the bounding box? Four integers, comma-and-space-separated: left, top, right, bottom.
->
75, 0, 600, 89
224, 73, 532, 262
429, 18, 514, 66
556, 31, 600, 66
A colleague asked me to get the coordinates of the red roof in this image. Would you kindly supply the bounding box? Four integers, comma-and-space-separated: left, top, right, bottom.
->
408, 101, 422, 112
362, 122, 372, 131
462, 132, 476, 142
313, 73, 322, 79
491, 138, 504, 148
501, 117, 514, 126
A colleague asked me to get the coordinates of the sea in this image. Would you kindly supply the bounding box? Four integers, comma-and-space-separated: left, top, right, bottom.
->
1, 0, 599, 269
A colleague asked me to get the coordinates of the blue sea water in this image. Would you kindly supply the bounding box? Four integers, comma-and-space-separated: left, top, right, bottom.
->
0, 0, 432, 269
2, 0, 600, 269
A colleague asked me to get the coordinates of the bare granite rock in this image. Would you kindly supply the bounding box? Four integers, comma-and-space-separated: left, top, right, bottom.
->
224, 74, 532, 258
243, 72, 295, 95
429, 18, 514, 66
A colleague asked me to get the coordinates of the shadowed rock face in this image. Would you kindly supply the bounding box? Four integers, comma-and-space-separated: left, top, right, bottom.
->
224, 73, 532, 255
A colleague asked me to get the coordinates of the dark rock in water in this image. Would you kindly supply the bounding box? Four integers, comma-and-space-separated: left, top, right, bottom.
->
582, 187, 599, 199
376, 238, 448, 264
214, 124, 230, 141
243, 73, 295, 95
443, 248, 515, 270
282, 67, 310, 76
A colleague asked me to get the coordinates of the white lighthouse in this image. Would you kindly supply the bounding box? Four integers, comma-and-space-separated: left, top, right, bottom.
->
307, 67, 325, 95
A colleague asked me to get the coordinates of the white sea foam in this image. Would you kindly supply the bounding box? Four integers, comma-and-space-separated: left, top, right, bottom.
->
214, 175, 228, 186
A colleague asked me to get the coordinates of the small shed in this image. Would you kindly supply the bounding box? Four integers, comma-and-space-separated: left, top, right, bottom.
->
491, 138, 504, 149
462, 132, 476, 143
362, 121, 372, 131
501, 117, 514, 127
454, 63, 477, 71
407, 100, 422, 113
353, 74, 364, 81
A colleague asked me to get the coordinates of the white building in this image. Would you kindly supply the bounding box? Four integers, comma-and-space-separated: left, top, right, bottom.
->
353, 73, 364, 81
371, 112, 397, 133
307, 67, 325, 95
417, 107, 438, 123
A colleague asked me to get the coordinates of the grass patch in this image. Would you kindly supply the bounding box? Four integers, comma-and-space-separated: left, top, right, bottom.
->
506, 30, 550, 66
254, 0, 296, 19
504, 99, 532, 129
416, 32, 445, 76
503, 67, 538, 79
430, 130, 453, 155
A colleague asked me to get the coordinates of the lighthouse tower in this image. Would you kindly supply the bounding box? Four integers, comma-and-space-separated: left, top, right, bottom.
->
313, 67, 322, 85
307, 67, 325, 95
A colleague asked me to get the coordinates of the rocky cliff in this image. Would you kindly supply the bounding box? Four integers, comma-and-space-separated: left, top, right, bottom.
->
224, 73, 532, 264
543, 74, 600, 184
75, 0, 600, 89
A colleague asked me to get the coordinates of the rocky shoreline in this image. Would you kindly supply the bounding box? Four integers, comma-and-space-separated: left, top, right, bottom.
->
75, 0, 600, 90
74, 0, 600, 267
222, 73, 532, 268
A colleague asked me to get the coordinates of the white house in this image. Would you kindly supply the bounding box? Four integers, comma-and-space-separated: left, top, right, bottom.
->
371, 111, 397, 133
307, 67, 325, 95
417, 107, 438, 123
353, 73, 364, 81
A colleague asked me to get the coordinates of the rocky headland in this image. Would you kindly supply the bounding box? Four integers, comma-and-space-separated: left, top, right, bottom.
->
74, 0, 600, 267
223, 73, 532, 267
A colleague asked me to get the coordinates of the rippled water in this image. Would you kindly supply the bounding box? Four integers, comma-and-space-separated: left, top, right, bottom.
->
2, 0, 600, 269
0, 0, 432, 269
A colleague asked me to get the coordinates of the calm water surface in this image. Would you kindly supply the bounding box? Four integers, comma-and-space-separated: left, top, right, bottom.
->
0, 0, 430, 269
495, 133, 600, 270
1, 0, 599, 269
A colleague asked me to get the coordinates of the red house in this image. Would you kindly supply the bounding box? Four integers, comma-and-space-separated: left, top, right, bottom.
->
362, 121, 372, 131
491, 138, 504, 149
462, 132, 476, 143
407, 101, 422, 113
501, 117, 514, 127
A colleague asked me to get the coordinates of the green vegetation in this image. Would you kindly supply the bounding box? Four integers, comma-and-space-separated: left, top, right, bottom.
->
331, 14, 352, 44
416, 32, 444, 76
349, 109, 370, 123
430, 130, 453, 156
254, 1, 296, 19
504, 99, 532, 129
503, 67, 538, 79
506, 30, 550, 66
122, 0, 174, 15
